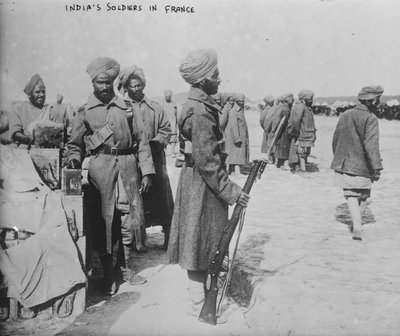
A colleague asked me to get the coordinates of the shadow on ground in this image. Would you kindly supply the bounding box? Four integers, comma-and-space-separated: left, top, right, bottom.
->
334, 202, 376, 228
56, 291, 140, 336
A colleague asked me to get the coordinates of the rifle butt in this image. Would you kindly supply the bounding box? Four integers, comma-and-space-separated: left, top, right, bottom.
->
198, 287, 218, 325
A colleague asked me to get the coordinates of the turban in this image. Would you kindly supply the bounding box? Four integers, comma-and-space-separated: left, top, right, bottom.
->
86, 57, 120, 81
164, 89, 173, 97
118, 65, 146, 88
279, 93, 294, 103
24, 74, 44, 95
179, 49, 218, 85
358, 85, 384, 100
234, 93, 245, 103
298, 89, 314, 100
263, 95, 274, 104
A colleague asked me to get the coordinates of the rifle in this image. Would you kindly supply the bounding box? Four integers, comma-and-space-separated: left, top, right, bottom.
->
198, 112, 288, 325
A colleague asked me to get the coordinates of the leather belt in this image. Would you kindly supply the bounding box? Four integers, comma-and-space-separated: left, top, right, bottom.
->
89, 146, 137, 156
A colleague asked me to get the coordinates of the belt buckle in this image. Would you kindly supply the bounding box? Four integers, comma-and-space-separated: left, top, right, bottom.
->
111, 147, 118, 156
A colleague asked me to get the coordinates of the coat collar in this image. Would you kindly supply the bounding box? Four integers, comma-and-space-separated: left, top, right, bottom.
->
354, 104, 372, 113
87, 93, 127, 110
129, 94, 155, 111
188, 87, 222, 114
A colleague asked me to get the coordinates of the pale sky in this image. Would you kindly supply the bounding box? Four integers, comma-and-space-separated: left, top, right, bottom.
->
1, 0, 399, 105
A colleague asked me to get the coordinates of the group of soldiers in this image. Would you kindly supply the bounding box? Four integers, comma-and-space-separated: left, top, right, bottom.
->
258, 91, 317, 173
1, 48, 385, 323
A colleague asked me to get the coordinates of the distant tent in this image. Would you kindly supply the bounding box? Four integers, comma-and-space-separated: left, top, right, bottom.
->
386, 99, 400, 107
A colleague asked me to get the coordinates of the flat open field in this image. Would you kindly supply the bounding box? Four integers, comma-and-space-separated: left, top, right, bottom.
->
2, 113, 399, 336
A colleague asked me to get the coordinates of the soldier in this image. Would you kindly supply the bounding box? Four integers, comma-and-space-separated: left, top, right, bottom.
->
160, 90, 179, 157
119, 65, 174, 250
168, 49, 249, 318
274, 93, 294, 169
288, 90, 317, 173
67, 57, 154, 294
225, 93, 250, 175
260, 95, 274, 154
9, 74, 67, 147
331, 85, 384, 241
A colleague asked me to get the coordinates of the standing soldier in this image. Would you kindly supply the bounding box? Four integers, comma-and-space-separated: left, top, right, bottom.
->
260, 95, 274, 154
331, 86, 384, 241
67, 57, 154, 294
161, 90, 179, 157
119, 65, 174, 250
274, 93, 294, 169
168, 49, 249, 317
225, 93, 250, 176
220, 93, 234, 132
288, 90, 317, 173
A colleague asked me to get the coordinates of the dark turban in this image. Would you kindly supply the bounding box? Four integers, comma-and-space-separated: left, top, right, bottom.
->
24, 74, 44, 95
298, 89, 314, 100
263, 95, 274, 104
86, 57, 120, 81
118, 65, 146, 88
280, 93, 294, 103
179, 49, 218, 85
358, 85, 384, 101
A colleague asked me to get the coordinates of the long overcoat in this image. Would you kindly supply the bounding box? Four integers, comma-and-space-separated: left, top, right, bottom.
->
331, 104, 383, 178
260, 105, 272, 153
273, 103, 292, 160
130, 96, 174, 230
167, 87, 242, 271
225, 104, 250, 165
68, 94, 155, 254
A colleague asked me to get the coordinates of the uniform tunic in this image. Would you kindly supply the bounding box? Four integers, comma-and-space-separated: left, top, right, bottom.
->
160, 99, 178, 142
225, 104, 250, 165
288, 102, 317, 164
9, 101, 66, 142
331, 104, 383, 178
168, 87, 242, 271
67, 93, 154, 254
130, 96, 174, 230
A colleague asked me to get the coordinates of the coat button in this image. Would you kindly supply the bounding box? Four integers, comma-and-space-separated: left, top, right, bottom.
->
115, 158, 119, 163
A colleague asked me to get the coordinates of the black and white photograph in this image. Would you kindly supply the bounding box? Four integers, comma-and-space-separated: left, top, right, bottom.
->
1, 0, 400, 335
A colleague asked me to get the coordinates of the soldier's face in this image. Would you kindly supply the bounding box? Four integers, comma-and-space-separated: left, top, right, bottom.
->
93, 73, 114, 103
304, 98, 313, 107
29, 82, 46, 108
203, 69, 221, 96
237, 100, 245, 109
126, 78, 145, 101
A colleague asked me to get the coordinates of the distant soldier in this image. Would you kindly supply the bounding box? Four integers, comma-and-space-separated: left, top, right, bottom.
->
225, 93, 250, 175
220, 92, 234, 132
288, 90, 317, 173
273, 93, 294, 169
160, 90, 179, 157
331, 85, 384, 241
260, 95, 274, 153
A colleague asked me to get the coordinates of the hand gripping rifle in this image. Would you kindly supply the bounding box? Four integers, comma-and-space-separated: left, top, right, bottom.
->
198, 113, 288, 325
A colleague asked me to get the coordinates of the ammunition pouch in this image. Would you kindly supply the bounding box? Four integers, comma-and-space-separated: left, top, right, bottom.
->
84, 123, 113, 153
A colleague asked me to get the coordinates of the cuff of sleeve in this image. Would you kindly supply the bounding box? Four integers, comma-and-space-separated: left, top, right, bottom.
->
218, 182, 242, 206
140, 163, 155, 176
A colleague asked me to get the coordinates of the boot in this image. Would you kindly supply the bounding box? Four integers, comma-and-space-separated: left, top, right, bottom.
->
122, 245, 146, 285
100, 254, 117, 295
